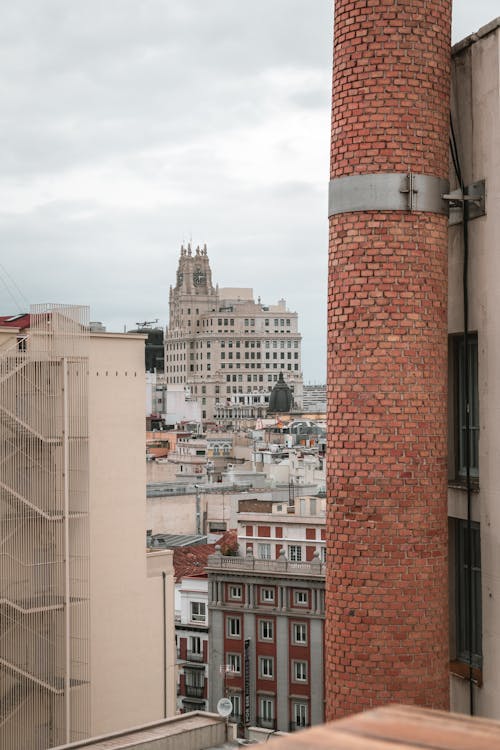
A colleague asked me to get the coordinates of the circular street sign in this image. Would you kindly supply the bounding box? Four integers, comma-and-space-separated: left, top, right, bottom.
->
217, 697, 233, 718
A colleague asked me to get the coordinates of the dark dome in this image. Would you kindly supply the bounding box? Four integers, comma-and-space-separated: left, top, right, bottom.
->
268, 372, 293, 413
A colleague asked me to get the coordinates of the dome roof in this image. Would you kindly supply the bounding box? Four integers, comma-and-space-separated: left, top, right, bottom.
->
268, 372, 293, 413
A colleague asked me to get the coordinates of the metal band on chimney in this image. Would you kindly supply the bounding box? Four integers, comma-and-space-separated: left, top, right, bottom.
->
328, 172, 449, 216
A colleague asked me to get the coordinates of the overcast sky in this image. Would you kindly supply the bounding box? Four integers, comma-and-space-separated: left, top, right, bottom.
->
0, 2, 498, 382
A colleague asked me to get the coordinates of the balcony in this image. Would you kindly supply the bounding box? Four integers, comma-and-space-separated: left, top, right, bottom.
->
187, 651, 205, 663
257, 717, 276, 730
185, 685, 204, 698
289, 722, 309, 732
207, 551, 324, 578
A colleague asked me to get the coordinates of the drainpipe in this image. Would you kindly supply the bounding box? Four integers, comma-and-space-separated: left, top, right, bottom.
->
162, 571, 167, 718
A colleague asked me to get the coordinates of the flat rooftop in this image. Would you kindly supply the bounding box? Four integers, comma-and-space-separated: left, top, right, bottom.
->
52, 712, 235, 750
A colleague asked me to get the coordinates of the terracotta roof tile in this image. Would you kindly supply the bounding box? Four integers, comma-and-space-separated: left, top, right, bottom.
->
173, 529, 238, 582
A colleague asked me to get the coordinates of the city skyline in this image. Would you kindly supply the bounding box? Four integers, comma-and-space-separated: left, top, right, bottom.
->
0, 1, 497, 383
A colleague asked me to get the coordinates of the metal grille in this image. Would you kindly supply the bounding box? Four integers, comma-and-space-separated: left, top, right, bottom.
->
0, 304, 90, 749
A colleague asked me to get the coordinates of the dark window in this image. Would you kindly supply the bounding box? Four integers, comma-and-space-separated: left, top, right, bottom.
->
455, 520, 482, 667
458, 336, 479, 477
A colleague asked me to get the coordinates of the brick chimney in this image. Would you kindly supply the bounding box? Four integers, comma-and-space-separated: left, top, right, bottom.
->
326, 0, 451, 719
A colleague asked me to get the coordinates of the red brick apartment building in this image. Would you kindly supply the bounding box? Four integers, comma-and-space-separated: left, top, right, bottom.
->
207, 546, 325, 733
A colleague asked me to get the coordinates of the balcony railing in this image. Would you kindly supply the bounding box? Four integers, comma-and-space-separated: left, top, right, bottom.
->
186, 651, 204, 663
257, 717, 276, 730
185, 685, 204, 698
207, 552, 324, 577
289, 721, 310, 732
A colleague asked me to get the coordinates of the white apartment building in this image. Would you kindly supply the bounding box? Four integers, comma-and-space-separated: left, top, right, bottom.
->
164, 244, 303, 423
237, 496, 326, 563
175, 576, 209, 714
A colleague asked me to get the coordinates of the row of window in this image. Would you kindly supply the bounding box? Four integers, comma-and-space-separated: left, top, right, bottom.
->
169, 338, 299, 350
226, 586, 309, 607
249, 543, 326, 564
221, 352, 299, 359
229, 694, 309, 728
226, 617, 307, 644
225, 653, 308, 682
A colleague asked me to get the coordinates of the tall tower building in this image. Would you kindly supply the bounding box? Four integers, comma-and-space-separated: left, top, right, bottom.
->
165, 244, 303, 423
326, 0, 451, 718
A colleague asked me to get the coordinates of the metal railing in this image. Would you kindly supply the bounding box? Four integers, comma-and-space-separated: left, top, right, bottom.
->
185, 685, 204, 698
186, 651, 205, 663
257, 716, 276, 730
207, 553, 325, 577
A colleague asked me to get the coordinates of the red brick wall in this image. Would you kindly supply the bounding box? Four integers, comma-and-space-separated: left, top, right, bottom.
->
326, 0, 451, 719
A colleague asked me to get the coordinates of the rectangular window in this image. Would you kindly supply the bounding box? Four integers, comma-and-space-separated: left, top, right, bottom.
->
229, 585, 242, 600
190, 635, 202, 654
190, 601, 206, 623
294, 590, 308, 606
227, 617, 241, 638
226, 653, 241, 674
292, 623, 307, 645
455, 520, 482, 667
231, 693, 241, 720
293, 661, 308, 682
258, 543, 271, 560
288, 545, 302, 562
259, 697, 274, 724
185, 668, 203, 688
457, 335, 479, 477
261, 587, 275, 603
259, 619, 274, 641
293, 702, 308, 728
259, 656, 274, 678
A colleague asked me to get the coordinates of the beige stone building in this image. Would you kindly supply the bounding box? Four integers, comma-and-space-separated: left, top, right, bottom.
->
164, 244, 303, 423
0, 305, 176, 749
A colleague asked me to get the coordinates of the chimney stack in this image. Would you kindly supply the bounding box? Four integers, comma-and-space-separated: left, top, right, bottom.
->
326, 0, 451, 718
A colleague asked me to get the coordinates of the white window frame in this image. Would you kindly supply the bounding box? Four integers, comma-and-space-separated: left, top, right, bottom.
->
226, 653, 241, 674
293, 660, 308, 682
190, 635, 202, 654
259, 696, 274, 721
258, 542, 271, 560
288, 545, 302, 562
293, 702, 308, 727
227, 616, 241, 638
293, 590, 308, 606
190, 601, 206, 623
229, 585, 242, 600
261, 587, 275, 603
259, 619, 274, 641
259, 656, 274, 679
292, 622, 307, 645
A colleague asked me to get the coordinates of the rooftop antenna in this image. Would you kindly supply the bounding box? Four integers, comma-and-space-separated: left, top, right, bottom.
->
0, 263, 29, 313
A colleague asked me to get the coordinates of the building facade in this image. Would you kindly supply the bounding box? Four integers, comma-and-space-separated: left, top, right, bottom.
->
207, 548, 325, 734
237, 496, 326, 564
0, 305, 175, 749
175, 577, 209, 714
447, 18, 500, 717
164, 244, 303, 423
